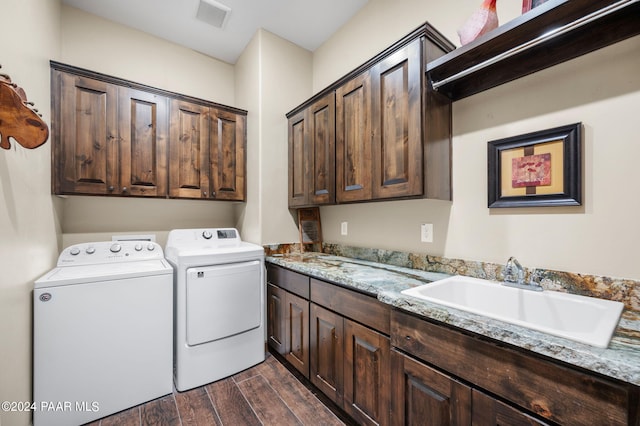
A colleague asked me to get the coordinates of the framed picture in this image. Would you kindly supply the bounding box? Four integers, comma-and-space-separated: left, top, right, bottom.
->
487, 123, 582, 208
522, 0, 550, 13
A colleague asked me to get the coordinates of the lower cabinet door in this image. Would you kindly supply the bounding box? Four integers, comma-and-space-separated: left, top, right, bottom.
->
310, 303, 344, 406
267, 283, 286, 355
285, 291, 310, 377
391, 349, 471, 426
472, 390, 552, 426
344, 319, 390, 426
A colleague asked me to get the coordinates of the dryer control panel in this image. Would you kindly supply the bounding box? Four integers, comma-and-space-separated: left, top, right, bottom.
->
57, 241, 165, 266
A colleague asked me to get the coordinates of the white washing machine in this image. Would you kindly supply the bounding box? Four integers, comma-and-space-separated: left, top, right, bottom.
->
165, 228, 265, 392
33, 241, 173, 426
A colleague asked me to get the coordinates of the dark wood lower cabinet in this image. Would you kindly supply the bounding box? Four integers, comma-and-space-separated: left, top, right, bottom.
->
284, 291, 309, 377
268, 264, 639, 426
392, 309, 637, 426
472, 389, 551, 426
391, 349, 471, 426
310, 303, 344, 406
267, 283, 285, 355
390, 349, 552, 426
344, 319, 390, 426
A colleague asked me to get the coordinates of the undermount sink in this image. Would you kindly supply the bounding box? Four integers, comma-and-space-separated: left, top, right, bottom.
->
401, 275, 624, 348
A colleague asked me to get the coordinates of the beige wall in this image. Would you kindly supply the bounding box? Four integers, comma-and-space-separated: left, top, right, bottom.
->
235, 29, 312, 245
61, 5, 235, 104
313, 0, 640, 280
0, 1, 61, 425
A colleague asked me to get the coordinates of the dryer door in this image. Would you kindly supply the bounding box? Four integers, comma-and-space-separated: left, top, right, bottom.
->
186, 260, 262, 346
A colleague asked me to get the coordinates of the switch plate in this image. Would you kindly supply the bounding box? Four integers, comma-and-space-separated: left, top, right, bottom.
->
341, 222, 348, 236
421, 223, 433, 243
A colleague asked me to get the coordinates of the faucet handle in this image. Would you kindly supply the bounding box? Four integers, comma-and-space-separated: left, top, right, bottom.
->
502, 256, 524, 284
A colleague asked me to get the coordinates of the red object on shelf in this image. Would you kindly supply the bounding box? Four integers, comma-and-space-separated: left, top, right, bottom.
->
457, 0, 499, 46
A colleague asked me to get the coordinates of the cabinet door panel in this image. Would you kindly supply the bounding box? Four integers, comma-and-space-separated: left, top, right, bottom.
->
288, 109, 308, 207
55, 72, 118, 195
285, 292, 310, 378
391, 349, 471, 426
310, 304, 344, 405
169, 100, 210, 198
344, 319, 390, 426
267, 284, 286, 355
309, 93, 336, 205
210, 109, 246, 200
372, 39, 422, 199
118, 88, 168, 197
336, 72, 372, 202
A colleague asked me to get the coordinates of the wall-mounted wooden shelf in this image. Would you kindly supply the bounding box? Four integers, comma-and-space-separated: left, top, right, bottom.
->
427, 0, 640, 101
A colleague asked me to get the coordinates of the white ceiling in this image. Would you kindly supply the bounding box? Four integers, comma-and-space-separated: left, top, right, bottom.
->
62, 0, 369, 64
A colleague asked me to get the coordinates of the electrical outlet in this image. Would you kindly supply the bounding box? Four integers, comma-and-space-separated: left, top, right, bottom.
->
341, 221, 348, 236
421, 223, 433, 243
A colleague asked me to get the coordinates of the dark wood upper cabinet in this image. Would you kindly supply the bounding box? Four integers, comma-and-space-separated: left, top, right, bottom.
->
287, 23, 455, 207
308, 94, 336, 205
210, 108, 246, 201
52, 71, 118, 195
336, 71, 372, 203
288, 92, 336, 207
118, 87, 168, 197
288, 108, 308, 207
427, 0, 640, 101
51, 61, 247, 201
371, 38, 422, 200
168, 99, 210, 199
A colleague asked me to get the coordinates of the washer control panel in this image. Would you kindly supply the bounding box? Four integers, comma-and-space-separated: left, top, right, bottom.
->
57, 241, 164, 266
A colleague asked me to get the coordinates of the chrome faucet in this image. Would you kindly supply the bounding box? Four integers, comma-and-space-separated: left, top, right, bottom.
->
501, 257, 543, 291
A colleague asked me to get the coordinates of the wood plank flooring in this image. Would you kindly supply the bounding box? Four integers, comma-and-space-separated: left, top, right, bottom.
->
86, 353, 347, 426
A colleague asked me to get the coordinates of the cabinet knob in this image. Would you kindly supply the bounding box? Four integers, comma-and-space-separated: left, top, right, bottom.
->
211, 191, 216, 197
108, 186, 114, 191
122, 187, 128, 193
203, 191, 207, 197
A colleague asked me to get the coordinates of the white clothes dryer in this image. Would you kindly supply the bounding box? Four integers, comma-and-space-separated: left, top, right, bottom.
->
33, 241, 173, 426
165, 228, 265, 392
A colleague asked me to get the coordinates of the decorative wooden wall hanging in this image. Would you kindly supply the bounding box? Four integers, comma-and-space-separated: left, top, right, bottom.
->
0, 65, 49, 150
298, 207, 323, 253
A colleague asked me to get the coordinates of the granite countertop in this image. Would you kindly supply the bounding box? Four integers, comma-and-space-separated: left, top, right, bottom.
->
266, 252, 640, 386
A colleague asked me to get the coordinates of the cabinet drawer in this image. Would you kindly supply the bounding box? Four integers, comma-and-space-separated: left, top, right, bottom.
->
392, 310, 634, 425
310, 278, 390, 335
267, 264, 309, 299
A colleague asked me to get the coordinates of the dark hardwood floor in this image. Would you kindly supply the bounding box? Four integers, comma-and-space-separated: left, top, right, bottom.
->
86, 353, 347, 426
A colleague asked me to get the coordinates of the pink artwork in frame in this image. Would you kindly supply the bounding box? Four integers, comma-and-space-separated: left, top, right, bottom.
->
511, 153, 551, 188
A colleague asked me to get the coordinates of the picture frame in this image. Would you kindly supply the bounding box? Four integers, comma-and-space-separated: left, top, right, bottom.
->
522, 0, 550, 13
487, 123, 582, 208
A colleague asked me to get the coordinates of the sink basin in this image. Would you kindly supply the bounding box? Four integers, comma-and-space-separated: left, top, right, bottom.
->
401, 275, 624, 348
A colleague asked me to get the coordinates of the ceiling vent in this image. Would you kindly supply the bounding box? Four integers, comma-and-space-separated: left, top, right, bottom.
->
196, 0, 231, 29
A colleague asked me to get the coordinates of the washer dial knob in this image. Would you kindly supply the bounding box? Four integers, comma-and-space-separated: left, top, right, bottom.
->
147, 243, 155, 251
202, 230, 213, 240
86, 246, 96, 254
110, 243, 122, 253
70, 247, 80, 256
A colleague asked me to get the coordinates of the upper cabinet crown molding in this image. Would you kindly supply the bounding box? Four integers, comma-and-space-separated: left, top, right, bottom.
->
286, 23, 455, 119
50, 61, 247, 115
427, 0, 640, 101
